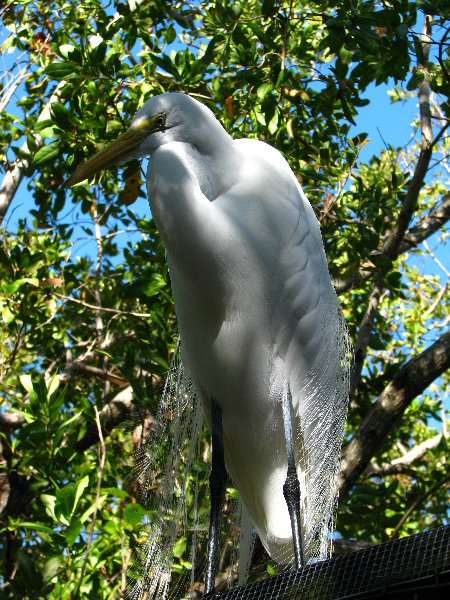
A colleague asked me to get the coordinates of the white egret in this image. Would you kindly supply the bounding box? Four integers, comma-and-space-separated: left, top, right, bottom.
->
64, 92, 350, 597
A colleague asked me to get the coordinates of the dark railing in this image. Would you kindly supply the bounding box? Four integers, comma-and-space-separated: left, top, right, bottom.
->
208, 525, 450, 600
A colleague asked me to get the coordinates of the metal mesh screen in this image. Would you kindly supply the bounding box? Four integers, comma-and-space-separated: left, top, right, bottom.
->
208, 526, 450, 600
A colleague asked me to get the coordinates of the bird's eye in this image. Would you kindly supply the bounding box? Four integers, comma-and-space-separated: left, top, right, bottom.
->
155, 114, 166, 129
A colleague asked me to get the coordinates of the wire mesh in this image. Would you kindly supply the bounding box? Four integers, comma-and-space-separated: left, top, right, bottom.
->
208, 525, 450, 600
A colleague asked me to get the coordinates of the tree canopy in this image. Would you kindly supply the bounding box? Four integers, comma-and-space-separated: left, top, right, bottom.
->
0, 1, 449, 598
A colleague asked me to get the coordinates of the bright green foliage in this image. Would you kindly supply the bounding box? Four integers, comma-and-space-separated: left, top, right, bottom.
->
0, 0, 449, 598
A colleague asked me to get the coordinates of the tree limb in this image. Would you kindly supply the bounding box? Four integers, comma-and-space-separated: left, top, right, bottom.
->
364, 431, 447, 478
349, 271, 384, 399
60, 362, 129, 387
391, 432, 447, 466
399, 192, 450, 253
0, 81, 65, 220
364, 463, 423, 478
390, 472, 450, 540
0, 62, 30, 114
340, 328, 450, 498
53, 292, 152, 318
380, 16, 432, 262
0, 412, 26, 428
334, 192, 450, 294
74, 406, 106, 600
74, 386, 154, 453
348, 16, 436, 397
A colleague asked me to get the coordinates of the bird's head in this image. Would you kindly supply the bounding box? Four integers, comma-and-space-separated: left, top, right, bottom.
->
62, 92, 222, 188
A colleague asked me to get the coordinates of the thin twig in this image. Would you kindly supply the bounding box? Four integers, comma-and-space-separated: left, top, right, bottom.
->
423, 239, 450, 277
390, 472, 450, 540
0, 62, 30, 114
422, 282, 448, 320
73, 406, 106, 599
53, 292, 152, 318
93, 197, 104, 336
437, 25, 450, 89
350, 16, 436, 396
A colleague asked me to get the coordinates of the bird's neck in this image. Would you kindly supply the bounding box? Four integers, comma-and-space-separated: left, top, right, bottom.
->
186, 110, 238, 199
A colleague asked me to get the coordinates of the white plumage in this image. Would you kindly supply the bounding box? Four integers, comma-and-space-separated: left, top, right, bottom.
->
65, 92, 350, 595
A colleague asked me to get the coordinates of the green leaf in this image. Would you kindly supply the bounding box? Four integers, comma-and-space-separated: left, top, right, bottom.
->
340, 95, 356, 126
406, 71, 425, 91
44, 62, 80, 79
227, 486, 239, 499
65, 519, 82, 545
0, 246, 13, 275
173, 535, 187, 558
42, 556, 63, 583
257, 83, 272, 99
150, 53, 179, 78
79, 495, 107, 524
50, 102, 71, 129
19, 374, 34, 393
34, 119, 55, 132
54, 408, 82, 433
101, 487, 130, 499
15, 521, 54, 534
46, 374, 60, 397
9, 406, 36, 423
268, 110, 279, 135
72, 475, 90, 514
17, 552, 43, 587
339, 45, 353, 65
41, 494, 57, 521
34, 141, 60, 165
123, 503, 145, 527
22, 250, 45, 271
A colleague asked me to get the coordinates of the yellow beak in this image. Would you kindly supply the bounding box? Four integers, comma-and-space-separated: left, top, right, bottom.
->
62, 116, 158, 188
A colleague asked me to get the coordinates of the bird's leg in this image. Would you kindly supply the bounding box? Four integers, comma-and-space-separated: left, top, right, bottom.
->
282, 388, 304, 570
204, 397, 227, 596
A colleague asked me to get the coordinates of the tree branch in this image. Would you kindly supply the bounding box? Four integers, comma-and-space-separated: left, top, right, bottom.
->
332, 538, 376, 556
364, 463, 422, 479
390, 472, 450, 540
381, 16, 433, 261
348, 16, 436, 397
60, 361, 129, 387
334, 192, 450, 294
0, 81, 65, 220
74, 386, 156, 453
0, 413, 26, 428
363, 431, 448, 479
340, 329, 450, 498
399, 192, 450, 253
349, 271, 384, 399
74, 406, 106, 600
53, 292, 152, 318
0, 62, 30, 114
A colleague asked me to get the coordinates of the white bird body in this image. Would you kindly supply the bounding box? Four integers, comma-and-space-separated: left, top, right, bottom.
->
65, 92, 350, 579
144, 95, 346, 561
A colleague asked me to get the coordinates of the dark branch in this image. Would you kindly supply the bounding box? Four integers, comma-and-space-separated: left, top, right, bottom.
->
340, 328, 450, 498
390, 471, 450, 540
74, 387, 138, 453
399, 192, 450, 253
348, 16, 436, 397
0, 83, 64, 221
0, 412, 26, 428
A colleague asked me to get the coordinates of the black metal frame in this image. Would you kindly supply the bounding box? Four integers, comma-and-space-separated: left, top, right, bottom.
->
206, 525, 450, 600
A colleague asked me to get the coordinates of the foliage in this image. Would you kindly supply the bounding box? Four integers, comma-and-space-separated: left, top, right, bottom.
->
0, 0, 449, 598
